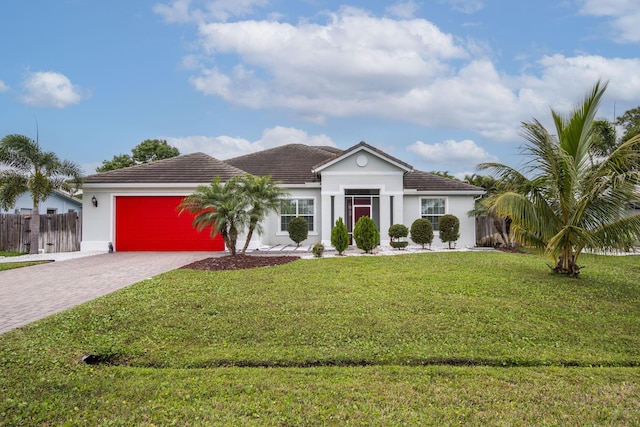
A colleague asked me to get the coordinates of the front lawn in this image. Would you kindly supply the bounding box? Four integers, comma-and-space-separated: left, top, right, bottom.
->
1, 251, 639, 425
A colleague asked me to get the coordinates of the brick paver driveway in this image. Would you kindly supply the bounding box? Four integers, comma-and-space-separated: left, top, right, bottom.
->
0, 252, 210, 334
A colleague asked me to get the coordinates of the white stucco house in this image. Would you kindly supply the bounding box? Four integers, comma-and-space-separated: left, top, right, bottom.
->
81, 141, 485, 252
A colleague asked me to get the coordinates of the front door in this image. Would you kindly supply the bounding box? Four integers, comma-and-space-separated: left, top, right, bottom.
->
347, 197, 373, 243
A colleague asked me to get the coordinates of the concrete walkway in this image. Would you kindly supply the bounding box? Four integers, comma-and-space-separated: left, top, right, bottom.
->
0, 252, 211, 334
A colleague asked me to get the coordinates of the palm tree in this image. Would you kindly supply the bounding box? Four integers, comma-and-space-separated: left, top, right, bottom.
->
479, 81, 640, 277
0, 134, 83, 254
236, 174, 289, 255
177, 176, 247, 256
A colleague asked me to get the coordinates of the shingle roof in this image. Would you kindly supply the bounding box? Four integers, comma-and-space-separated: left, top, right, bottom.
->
404, 170, 485, 193
82, 145, 485, 194
83, 152, 245, 184
225, 144, 339, 184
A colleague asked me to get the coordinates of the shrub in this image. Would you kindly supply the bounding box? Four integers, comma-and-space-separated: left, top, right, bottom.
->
439, 214, 460, 249
410, 218, 433, 249
353, 216, 379, 254
388, 224, 409, 240
331, 217, 349, 255
288, 217, 309, 247
312, 242, 325, 258
390, 241, 409, 249
389, 223, 409, 250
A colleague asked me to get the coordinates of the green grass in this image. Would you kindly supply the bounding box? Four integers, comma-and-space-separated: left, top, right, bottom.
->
0, 251, 45, 271
0, 251, 27, 257
0, 260, 49, 271
1, 251, 639, 425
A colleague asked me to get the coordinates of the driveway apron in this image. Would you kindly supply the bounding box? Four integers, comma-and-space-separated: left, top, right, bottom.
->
0, 252, 210, 334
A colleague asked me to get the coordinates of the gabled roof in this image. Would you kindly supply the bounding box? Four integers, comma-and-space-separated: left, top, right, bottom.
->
83, 152, 245, 184
312, 141, 413, 172
404, 170, 485, 193
225, 144, 339, 184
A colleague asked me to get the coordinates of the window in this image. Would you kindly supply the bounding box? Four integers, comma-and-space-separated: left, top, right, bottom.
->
280, 199, 314, 232
421, 198, 446, 231
46, 208, 57, 215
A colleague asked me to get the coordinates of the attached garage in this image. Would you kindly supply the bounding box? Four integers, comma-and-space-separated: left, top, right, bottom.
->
81, 153, 246, 252
115, 196, 224, 251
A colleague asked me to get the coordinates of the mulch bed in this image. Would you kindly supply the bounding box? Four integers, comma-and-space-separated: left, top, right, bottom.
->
181, 254, 300, 271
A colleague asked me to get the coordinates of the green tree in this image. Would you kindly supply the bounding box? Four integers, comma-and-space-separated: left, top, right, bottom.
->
590, 119, 617, 160
236, 174, 289, 255
479, 81, 640, 276
177, 176, 247, 256
331, 217, 349, 255
353, 216, 379, 254
97, 139, 179, 172
439, 214, 460, 249
429, 170, 457, 179
288, 217, 309, 247
0, 134, 83, 254
410, 218, 434, 249
616, 106, 640, 143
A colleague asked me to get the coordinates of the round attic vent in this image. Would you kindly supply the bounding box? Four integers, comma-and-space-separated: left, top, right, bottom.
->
356, 154, 368, 167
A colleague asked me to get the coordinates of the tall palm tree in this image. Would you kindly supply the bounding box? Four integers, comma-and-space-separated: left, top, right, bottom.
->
177, 176, 247, 256
479, 81, 640, 276
0, 134, 83, 254
237, 174, 289, 255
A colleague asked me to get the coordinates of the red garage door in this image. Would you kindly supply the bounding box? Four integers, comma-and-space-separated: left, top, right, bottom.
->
115, 196, 224, 251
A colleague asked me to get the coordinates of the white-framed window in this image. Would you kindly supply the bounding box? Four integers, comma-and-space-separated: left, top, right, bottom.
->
46, 208, 57, 215
280, 198, 315, 232
420, 198, 446, 231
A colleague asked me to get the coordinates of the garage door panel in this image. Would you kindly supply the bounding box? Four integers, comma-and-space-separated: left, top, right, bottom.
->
115, 196, 224, 251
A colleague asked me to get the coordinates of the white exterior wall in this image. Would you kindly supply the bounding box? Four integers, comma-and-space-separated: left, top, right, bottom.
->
402, 193, 477, 248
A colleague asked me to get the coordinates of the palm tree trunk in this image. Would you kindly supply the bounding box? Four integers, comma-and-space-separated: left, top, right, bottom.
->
241, 225, 256, 255
30, 203, 40, 255
228, 226, 238, 256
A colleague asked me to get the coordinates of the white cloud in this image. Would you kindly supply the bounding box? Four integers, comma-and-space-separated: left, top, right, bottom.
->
159, 4, 640, 145
386, 1, 420, 19
189, 7, 471, 117
154, 0, 194, 23
154, 0, 268, 23
21, 71, 88, 108
163, 126, 336, 160
407, 139, 498, 166
0, 80, 8, 92
579, 0, 640, 43
439, 0, 485, 14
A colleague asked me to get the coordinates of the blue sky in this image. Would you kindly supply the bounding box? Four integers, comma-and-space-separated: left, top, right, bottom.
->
2, 0, 640, 178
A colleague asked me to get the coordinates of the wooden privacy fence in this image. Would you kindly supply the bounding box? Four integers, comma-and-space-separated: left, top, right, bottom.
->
0, 212, 82, 253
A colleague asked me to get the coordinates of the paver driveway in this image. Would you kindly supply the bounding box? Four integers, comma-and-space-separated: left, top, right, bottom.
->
0, 252, 210, 334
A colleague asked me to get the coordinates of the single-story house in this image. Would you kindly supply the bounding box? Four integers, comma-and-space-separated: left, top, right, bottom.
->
0, 190, 83, 215
81, 141, 485, 252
